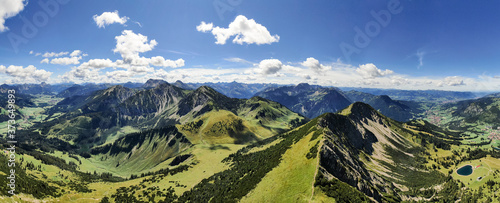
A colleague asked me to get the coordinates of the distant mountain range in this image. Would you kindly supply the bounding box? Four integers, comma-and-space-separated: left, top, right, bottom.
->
254, 83, 352, 119
339, 87, 489, 102
9, 80, 487, 123
38, 83, 306, 150
255, 83, 426, 122
344, 90, 425, 121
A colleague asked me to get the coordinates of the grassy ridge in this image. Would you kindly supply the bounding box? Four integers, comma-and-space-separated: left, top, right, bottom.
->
176, 118, 319, 202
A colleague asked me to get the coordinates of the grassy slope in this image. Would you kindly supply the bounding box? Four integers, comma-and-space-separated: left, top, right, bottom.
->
178, 110, 259, 144
178, 108, 303, 145
0, 143, 244, 203
241, 132, 321, 203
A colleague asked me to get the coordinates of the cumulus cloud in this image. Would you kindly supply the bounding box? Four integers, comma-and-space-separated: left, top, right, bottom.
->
0, 0, 25, 32
42, 51, 69, 58
93, 10, 129, 28
441, 76, 465, 86
48, 50, 85, 65
114, 30, 157, 62
60, 30, 185, 82
70, 50, 83, 57
255, 59, 283, 75
81, 58, 115, 69
301, 57, 332, 72
390, 76, 409, 86
199, 15, 280, 45
60, 67, 102, 83
106, 70, 134, 80
40, 58, 49, 64
196, 21, 213, 32
0, 65, 52, 82
355, 63, 394, 79
50, 57, 81, 65
282, 65, 303, 73
149, 57, 185, 68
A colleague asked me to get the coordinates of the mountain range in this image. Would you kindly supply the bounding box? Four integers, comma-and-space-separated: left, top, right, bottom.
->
0, 80, 499, 202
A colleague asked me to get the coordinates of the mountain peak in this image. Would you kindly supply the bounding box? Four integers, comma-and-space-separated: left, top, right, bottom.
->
377, 95, 392, 102
340, 102, 379, 118
195, 85, 219, 96
296, 83, 310, 88
101, 85, 133, 98
143, 79, 168, 89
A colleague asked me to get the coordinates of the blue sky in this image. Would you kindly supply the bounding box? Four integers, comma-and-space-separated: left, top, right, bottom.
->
0, 0, 499, 91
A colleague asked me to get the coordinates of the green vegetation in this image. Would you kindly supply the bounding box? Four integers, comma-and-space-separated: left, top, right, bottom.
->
314, 173, 371, 203
176, 118, 319, 202
0, 153, 60, 198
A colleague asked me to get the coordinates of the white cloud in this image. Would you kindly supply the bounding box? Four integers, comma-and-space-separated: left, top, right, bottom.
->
81, 58, 115, 69
196, 21, 213, 32
59, 67, 104, 83
127, 66, 154, 73
255, 59, 283, 75
149, 57, 185, 68
50, 56, 81, 65
282, 65, 303, 73
442, 76, 465, 86
0, 65, 52, 82
355, 63, 394, 79
390, 76, 409, 86
42, 51, 69, 58
58, 30, 185, 83
301, 57, 332, 72
224, 57, 253, 64
70, 50, 82, 57
200, 15, 280, 45
37, 50, 85, 65
93, 10, 129, 28
106, 70, 134, 79
113, 30, 157, 62
0, 0, 25, 32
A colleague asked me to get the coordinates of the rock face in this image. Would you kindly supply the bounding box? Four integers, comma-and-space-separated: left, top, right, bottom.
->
316, 102, 417, 202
